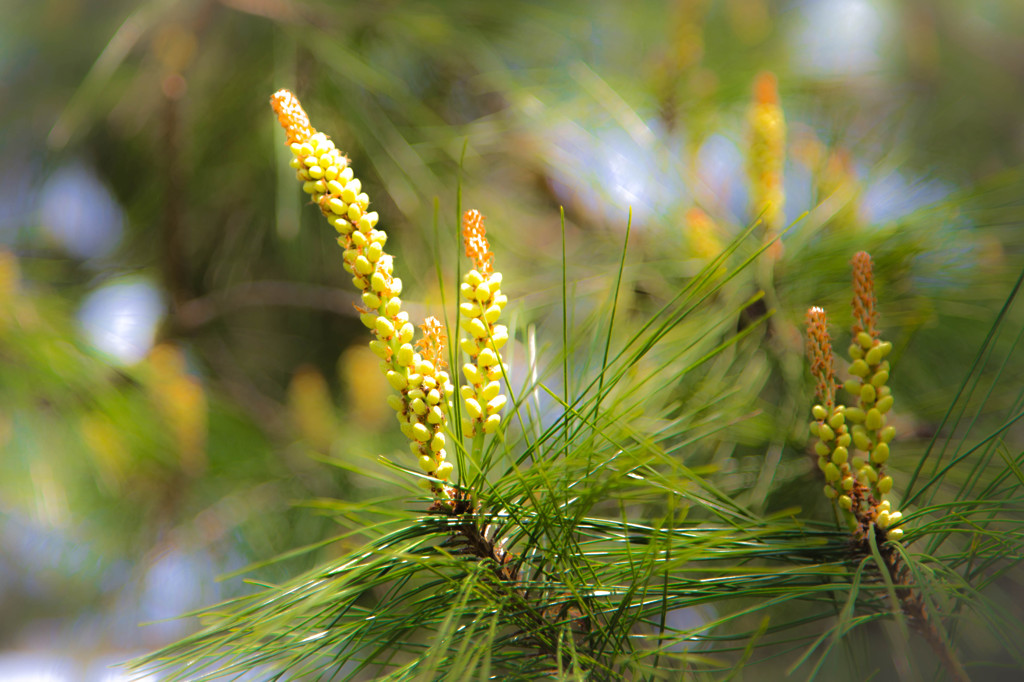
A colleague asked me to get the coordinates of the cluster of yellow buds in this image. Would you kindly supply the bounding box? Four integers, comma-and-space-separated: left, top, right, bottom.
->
805, 252, 903, 542
270, 89, 455, 496
458, 210, 508, 436
843, 252, 901, 538
747, 71, 786, 253
387, 317, 456, 485
806, 307, 862, 527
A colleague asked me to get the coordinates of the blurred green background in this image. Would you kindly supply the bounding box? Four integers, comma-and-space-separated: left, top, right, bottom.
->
2, 0, 1023, 678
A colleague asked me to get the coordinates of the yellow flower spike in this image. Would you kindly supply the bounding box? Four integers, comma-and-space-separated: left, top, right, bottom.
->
805, 307, 835, 412
271, 89, 457, 498
270, 90, 314, 145
459, 209, 508, 437
747, 71, 786, 254
394, 317, 457, 488
806, 253, 907, 544
851, 251, 879, 340
849, 247, 903, 533
807, 306, 873, 526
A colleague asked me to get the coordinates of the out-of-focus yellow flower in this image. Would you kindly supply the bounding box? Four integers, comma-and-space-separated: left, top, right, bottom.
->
270, 90, 456, 496
684, 207, 724, 263
147, 343, 207, 477
667, 0, 707, 72
458, 210, 508, 437
339, 345, 390, 428
288, 365, 339, 452
0, 249, 20, 332
747, 71, 785, 254
0, 249, 19, 303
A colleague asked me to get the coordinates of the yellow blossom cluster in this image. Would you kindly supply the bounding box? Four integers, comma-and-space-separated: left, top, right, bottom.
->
270, 89, 455, 495
842, 252, 902, 538
458, 210, 508, 436
389, 317, 456, 483
805, 253, 904, 542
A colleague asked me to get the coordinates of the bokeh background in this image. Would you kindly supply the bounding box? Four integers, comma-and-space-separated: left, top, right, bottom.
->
2, 0, 1024, 679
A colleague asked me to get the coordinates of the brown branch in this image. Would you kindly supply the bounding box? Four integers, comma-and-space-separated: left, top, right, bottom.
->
904, 597, 971, 682
431, 497, 593, 671
875, 538, 972, 682
173, 280, 359, 330
160, 75, 189, 311
172, 280, 434, 333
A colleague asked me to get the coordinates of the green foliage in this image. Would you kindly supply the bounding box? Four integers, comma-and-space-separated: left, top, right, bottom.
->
135, 207, 1024, 678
